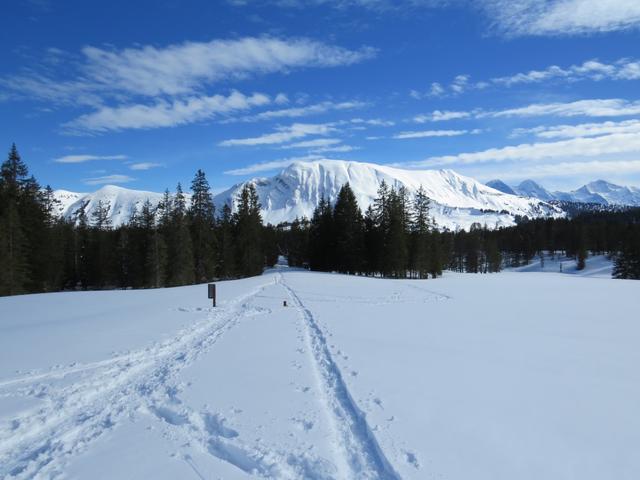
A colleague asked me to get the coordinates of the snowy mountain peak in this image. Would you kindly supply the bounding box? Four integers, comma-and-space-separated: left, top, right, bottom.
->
484, 178, 640, 206
514, 180, 555, 201
214, 160, 561, 230
53, 161, 565, 230
485, 179, 516, 195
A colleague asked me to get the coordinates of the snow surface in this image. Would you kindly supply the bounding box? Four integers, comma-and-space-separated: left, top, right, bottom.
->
1, 266, 639, 479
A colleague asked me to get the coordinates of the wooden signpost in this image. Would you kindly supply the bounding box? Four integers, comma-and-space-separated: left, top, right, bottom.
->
208, 283, 216, 307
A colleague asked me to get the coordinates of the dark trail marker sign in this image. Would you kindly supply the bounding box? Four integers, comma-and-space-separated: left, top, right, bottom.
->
208, 283, 216, 307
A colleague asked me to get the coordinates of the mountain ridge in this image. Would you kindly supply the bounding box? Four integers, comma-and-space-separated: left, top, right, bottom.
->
486, 178, 640, 206
54, 160, 565, 230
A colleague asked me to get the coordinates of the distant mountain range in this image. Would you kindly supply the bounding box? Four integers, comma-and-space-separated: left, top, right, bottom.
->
52, 160, 640, 230
486, 179, 640, 206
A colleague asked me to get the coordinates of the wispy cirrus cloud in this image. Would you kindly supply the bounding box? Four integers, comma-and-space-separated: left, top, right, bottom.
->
411, 131, 640, 167
410, 57, 640, 99
481, 160, 640, 181
280, 138, 343, 149
413, 110, 474, 122
512, 119, 640, 139
489, 98, 640, 119
226, 100, 366, 122
79, 37, 376, 97
219, 122, 336, 146
413, 99, 640, 123
53, 154, 127, 164
2, 36, 376, 132
83, 174, 135, 185
129, 162, 163, 171
482, 0, 640, 37
64, 91, 271, 133
393, 129, 476, 139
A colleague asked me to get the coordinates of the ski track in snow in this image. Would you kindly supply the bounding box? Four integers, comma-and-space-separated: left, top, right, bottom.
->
279, 273, 401, 480
0, 279, 284, 479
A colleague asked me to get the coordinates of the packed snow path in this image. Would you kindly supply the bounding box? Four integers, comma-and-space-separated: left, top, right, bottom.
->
279, 274, 400, 480
1, 268, 640, 479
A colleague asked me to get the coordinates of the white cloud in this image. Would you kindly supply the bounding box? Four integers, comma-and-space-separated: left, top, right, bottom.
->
312, 144, 359, 153
350, 117, 395, 126
274, 93, 289, 104
491, 58, 640, 86
219, 122, 335, 146
413, 132, 640, 167
490, 159, 640, 180
53, 154, 127, 164
488, 99, 640, 119
281, 138, 343, 149
393, 129, 472, 139
484, 0, 640, 36
228, 100, 365, 122
64, 91, 270, 133
410, 57, 640, 99
129, 162, 163, 171
414, 110, 473, 122
81, 37, 376, 97
513, 119, 640, 139
450, 74, 470, 94
83, 174, 135, 185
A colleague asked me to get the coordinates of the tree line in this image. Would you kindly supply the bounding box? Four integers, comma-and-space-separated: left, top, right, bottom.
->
278, 182, 640, 280
2, 143, 639, 297
0, 145, 278, 296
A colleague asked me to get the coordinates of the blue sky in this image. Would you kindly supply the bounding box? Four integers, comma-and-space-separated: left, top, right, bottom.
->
2, 0, 640, 193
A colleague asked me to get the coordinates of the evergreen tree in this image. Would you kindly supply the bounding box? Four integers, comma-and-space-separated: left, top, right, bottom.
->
333, 183, 364, 274
218, 203, 237, 277
167, 183, 195, 286
384, 187, 409, 277
0, 145, 31, 295
410, 186, 434, 278
309, 196, 334, 271
189, 170, 217, 282
234, 183, 264, 276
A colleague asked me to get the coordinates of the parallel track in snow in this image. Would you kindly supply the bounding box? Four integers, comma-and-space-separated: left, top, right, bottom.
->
0, 280, 276, 479
279, 273, 401, 480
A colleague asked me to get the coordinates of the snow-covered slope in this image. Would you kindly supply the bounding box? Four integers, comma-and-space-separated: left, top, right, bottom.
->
485, 179, 516, 195
214, 160, 561, 229
54, 161, 562, 229
514, 180, 556, 202
1, 268, 639, 479
568, 180, 640, 206
55, 185, 165, 226
487, 178, 640, 206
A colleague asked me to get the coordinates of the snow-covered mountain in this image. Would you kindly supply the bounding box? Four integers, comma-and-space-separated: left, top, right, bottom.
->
485, 179, 516, 196
54, 160, 563, 230
55, 185, 165, 226
213, 160, 561, 229
486, 178, 640, 206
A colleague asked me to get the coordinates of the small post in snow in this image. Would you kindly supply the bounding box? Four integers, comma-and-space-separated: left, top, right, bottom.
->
208, 283, 216, 307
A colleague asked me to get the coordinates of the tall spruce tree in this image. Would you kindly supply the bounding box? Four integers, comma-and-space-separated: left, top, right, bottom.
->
333, 183, 364, 274
217, 204, 237, 278
0, 145, 31, 295
189, 170, 217, 282
168, 183, 195, 286
234, 183, 263, 276
309, 196, 334, 271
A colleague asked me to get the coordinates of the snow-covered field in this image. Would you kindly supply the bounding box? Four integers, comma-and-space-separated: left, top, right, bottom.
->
1, 266, 639, 479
